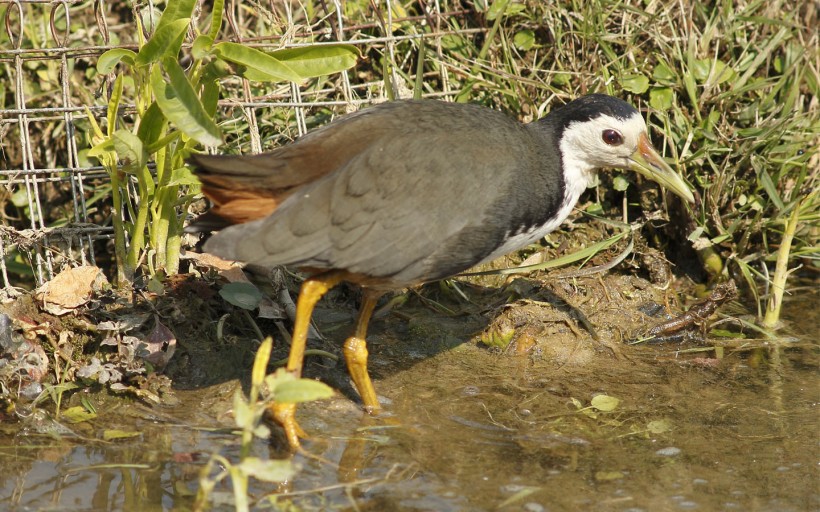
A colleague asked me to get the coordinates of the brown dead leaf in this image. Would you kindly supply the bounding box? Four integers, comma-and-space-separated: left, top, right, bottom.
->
141, 316, 177, 370
37, 266, 108, 315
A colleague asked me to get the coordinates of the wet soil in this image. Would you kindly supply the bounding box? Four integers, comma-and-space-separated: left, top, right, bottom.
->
0, 269, 817, 511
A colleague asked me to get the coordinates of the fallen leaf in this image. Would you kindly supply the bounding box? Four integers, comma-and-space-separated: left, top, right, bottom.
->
37, 266, 108, 315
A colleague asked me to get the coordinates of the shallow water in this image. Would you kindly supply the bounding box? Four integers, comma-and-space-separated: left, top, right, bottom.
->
1, 288, 818, 511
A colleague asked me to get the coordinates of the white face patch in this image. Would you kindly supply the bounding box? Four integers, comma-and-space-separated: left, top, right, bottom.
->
478, 111, 649, 264
559, 112, 647, 182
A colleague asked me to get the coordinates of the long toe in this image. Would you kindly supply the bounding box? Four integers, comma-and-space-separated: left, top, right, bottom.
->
271, 402, 305, 450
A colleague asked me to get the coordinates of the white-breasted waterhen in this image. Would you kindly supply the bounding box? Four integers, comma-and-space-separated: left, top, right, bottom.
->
188, 95, 695, 448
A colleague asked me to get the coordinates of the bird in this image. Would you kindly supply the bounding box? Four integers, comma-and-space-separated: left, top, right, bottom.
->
187, 94, 695, 449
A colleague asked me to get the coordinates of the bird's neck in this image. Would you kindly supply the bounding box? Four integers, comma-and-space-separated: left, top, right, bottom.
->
558, 141, 598, 207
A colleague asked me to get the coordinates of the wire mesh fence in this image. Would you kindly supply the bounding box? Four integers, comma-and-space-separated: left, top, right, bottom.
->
1, 0, 494, 289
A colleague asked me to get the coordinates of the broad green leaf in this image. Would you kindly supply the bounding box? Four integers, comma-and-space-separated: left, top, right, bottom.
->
136, 102, 167, 148
112, 129, 147, 172
88, 138, 116, 159
513, 29, 535, 51
103, 429, 141, 441
693, 59, 735, 85
649, 87, 674, 110
486, 0, 509, 20
192, 35, 214, 60
151, 59, 222, 146
155, 0, 196, 32
208, 0, 225, 41
135, 19, 190, 67
271, 45, 359, 79
213, 42, 301, 82
619, 73, 649, 94
97, 48, 136, 74
219, 282, 263, 310
273, 378, 334, 404
590, 394, 620, 412
166, 166, 200, 186
237, 457, 296, 483
652, 61, 676, 83
62, 406, 97, 424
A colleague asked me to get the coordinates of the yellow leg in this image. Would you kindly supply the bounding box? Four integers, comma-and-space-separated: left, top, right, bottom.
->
343, 290, 384, 413
271, 271, 345, 449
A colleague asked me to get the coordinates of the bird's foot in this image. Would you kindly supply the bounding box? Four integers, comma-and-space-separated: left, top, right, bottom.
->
271, 402, 305, 450
343, 336, 382, 412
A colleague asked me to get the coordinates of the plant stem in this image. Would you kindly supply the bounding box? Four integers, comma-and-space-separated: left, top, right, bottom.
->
762, 199, 803, 328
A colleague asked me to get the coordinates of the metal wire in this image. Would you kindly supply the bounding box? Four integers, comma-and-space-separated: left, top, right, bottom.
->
0, 0, 464, 287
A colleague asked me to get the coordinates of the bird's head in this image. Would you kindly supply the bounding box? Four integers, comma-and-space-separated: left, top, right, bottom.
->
550, 94, 695, 203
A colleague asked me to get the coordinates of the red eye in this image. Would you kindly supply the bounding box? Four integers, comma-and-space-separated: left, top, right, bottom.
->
602, 129, 623, 146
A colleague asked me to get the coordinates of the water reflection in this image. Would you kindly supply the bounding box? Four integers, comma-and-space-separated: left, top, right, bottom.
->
1, 314, 817, 511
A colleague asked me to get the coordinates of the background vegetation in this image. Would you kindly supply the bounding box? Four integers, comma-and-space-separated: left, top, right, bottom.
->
1, 0, 816, 317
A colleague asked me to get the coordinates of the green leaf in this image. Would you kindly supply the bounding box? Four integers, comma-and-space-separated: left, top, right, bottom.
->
103, 429, 142, 441
219, 282, 263, 310
136, 102, 167, 148
551, 72, 571, 86
97, 49, 137, 74
619, 73, 649, 94
151, 59, 222, 146
155, 0, 196, 32
237, 457, 296, 483
166, 166, 200, 186
513, 29, 535, 51
649, 87, 674, 110
252, 337, 273, 391
486, 0, 509, 20
647, 419, 672, 434
652, 61, 677, 83
232, 389, 254, 428
590, 394, 620, 412
88, 138, 116, 159
207, 0, 225, 41
62, 406, 97, 424
192, 35, 214, 60
272, 378, 334, 404
693, 59, 736, 85
112, 129, 147, 172
271, 45, 359, 79
612, 174, 630, 192
107, 74, 124, 137
757, 169, 784, 210
135, 19, 190, 67
201, 77, 220, 117
212, 42, 302, 82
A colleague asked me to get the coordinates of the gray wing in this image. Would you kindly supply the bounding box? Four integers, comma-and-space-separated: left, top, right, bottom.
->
204, 101, 557, 285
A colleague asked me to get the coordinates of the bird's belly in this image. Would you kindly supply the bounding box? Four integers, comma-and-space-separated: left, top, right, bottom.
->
478, 197, 578, 265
